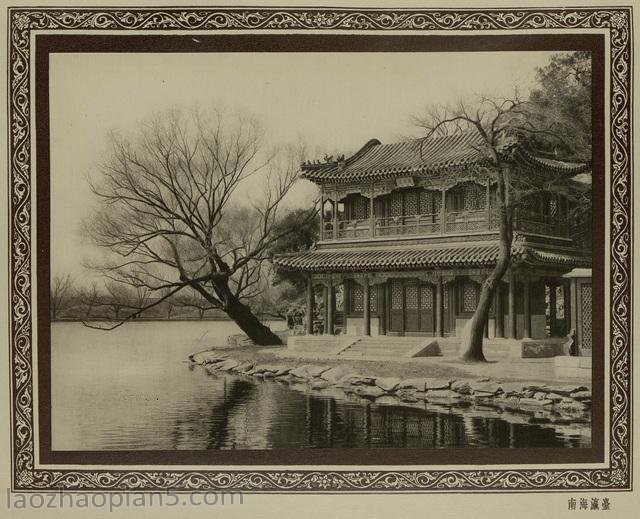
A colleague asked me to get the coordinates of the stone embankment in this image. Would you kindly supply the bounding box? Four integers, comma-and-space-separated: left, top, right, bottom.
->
188, 350, 591, 420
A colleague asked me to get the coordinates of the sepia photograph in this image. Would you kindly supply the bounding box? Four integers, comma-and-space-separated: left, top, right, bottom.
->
49, 48, 594, 452
4, 4, 632, 499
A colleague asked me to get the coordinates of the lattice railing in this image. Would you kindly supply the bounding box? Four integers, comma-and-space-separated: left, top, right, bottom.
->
375, 213, 440, 236
322, 209, 570, 240
322, 221, 335, 240
515, 210, 570, 237
444, 210, 488, 233
337, 218, 370, 239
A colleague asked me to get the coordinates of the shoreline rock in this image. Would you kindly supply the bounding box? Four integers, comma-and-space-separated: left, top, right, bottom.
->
187, 352, 592, 423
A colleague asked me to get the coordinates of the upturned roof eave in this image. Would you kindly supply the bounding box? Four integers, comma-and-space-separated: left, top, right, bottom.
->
272, 242, 591, 272
299, 134, 590, 184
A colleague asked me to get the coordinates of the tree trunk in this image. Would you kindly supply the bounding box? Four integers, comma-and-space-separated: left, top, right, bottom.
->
191, 274, 283, 346
460, 168, 513, 362
224, 296, 283, 346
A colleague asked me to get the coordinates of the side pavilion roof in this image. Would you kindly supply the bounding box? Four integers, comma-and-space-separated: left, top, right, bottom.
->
273, 242, 592, 273
300, 132, 590, 184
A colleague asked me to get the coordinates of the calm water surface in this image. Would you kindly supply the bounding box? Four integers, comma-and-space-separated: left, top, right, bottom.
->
52, 321, 590, 450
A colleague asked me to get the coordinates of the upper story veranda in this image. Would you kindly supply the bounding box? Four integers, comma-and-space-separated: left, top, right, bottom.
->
301, 132, 590, 246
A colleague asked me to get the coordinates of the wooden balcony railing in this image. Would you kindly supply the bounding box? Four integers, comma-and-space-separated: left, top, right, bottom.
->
515, 210, 570, 237
337, 218, 371, 239
376, 213, 440, 236
321, 209, 570, 241
444, 209, 487, 233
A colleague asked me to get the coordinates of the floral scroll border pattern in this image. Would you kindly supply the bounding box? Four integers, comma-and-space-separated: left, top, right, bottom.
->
8, 7, 631, 491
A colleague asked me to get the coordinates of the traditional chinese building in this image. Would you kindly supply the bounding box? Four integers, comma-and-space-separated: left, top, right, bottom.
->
274, 132, 591, 351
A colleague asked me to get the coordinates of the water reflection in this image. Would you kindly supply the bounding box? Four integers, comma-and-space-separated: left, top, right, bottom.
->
51, 322, 590, 451
176, 373, 590, 450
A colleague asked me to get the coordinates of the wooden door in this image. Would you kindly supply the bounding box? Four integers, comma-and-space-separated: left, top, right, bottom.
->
404, 282, 420, 332
389, 279, 404, 333
419, 284, 435, 334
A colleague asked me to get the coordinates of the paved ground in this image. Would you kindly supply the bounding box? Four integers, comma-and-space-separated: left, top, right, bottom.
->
205, 344, 591, 388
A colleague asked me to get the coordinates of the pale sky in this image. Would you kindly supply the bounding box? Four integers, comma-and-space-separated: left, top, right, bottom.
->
50, 51, 557, 281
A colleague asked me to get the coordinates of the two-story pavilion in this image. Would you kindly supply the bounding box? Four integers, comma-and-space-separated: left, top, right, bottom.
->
275, 132, 591, 345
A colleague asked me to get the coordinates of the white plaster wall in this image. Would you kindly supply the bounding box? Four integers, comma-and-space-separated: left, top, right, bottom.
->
503, 313, 546, 339
456, 317, 499, 338
531, 314, 546, 339
345, 317, 380, 336
455, 317, 471, 336
488, 318, 496, 338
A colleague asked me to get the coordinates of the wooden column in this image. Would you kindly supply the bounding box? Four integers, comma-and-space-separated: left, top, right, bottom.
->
378, 284, 387, 335
563, 281, 571, 334
486, 180, 491, 228
570, 279, 578, 334
523, 279, 531, 339
322, 285, 329, 334
341, 280, 350, 335
363, 278, 371, 336
306, 277, 314, 335
435, 276, 443, 337
327, 285, 335, 335
320, 193, 325, 240
549, 282, 557, 337
440, 189, 446, 234
332, 196, 338, 240
450, 281, 458, 334
508, 271, 517, 339
494, 284, 504, 338
369, 183, 375, 238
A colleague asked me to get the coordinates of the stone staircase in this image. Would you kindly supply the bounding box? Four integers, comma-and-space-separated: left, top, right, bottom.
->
337, 336, 440, 359
287, 336, 341, 354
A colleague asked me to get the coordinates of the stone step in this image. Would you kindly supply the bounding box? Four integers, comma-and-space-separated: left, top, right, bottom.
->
342, 343, 420, 350
338, 338, 422, 358
347, 343, 416, 350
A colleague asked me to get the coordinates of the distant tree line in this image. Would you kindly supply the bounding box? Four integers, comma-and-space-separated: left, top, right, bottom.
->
49, 274, 272, 322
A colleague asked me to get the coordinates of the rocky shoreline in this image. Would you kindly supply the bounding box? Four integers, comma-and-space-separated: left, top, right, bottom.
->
188, 350, 592, 423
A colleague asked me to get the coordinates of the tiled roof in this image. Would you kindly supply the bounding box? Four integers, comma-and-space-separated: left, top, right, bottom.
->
301, 132, 589, 183
273, 243, 591, 272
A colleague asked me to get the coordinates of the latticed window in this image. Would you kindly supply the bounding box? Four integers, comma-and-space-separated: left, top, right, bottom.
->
391, 280, 403, 309
450, 182, 486, 211
390, 191, 403, 216
351, 195, 370, 219
443, 287, 449, 310
581, 283, 592, 350
420, 285, 433, 309
352, 284, 364, 312
405, 284, 419, 310
419, 189, 441, 215
521, 194, 539, 214
404, 190, 419, 215
462, 281, 478, 313
463, 182, 485, 211
369, 288, 378, 312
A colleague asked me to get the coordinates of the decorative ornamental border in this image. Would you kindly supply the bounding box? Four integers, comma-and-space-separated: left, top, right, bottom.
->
7, 7, 631, 491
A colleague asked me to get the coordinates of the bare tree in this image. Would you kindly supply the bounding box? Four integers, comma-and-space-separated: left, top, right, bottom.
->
248, 265, 291, 321
83, 108, 315, 345
414, 91, 590, 361
78, 282, 103, 319
172, 290, 216, 319
102, 281, 138, 320
50, 274, 76, 320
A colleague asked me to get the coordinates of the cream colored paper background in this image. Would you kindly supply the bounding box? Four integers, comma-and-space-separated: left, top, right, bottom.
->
0, 0, 638, 517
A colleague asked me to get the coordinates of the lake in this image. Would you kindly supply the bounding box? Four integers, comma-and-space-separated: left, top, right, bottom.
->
51, 321, 590, 450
